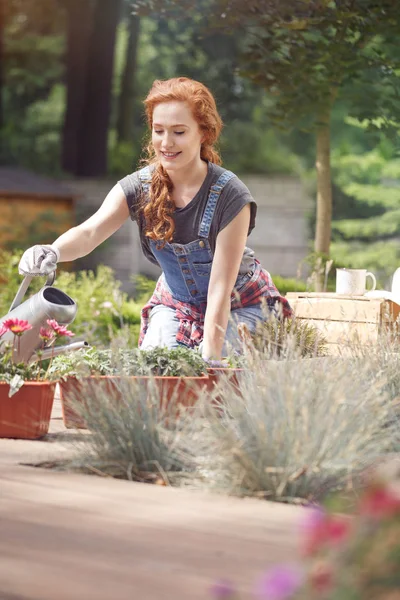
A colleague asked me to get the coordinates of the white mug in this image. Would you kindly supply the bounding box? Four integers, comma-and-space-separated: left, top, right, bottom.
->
336, 268, 376, 295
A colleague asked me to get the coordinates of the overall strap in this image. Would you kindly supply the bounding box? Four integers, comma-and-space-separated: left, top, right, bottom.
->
198, 170, 236, 238
137, 165, 152, 196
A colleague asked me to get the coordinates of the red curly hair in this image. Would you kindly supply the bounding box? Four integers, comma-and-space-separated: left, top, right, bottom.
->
142, 77, 223, 244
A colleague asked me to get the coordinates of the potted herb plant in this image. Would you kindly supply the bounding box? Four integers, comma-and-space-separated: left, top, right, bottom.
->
48, 347, 119, 429
0, 318, 73, 439
50, 345, 211, 429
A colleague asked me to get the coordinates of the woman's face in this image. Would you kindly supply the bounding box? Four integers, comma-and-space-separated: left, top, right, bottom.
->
152, 101, 204, 172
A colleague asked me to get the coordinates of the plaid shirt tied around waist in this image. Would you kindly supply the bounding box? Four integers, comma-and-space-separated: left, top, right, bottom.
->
139, 260, 292, 349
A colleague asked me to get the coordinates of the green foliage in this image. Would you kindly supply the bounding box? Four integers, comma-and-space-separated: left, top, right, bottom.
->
191, 350, 399, 501
251, 318, 328, 359
67, 377, 197, 482
330, 241, 400, 287
54, 266, 142, 346
331, 140, 400, 283
50, 345, 208, 378
127, 346, 207, 377
271, 275, 307, 296
48, 347, 113, 379
131, 274, 157, 304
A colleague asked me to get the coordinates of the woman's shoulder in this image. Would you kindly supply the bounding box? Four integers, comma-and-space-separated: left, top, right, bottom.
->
208, 163, 252, 199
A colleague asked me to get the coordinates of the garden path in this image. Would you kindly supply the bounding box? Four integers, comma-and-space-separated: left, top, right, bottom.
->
0, 394, 304, 600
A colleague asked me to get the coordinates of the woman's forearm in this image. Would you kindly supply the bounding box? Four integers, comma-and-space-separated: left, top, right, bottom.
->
52, 225, 99, 262
202, 294, 231, 360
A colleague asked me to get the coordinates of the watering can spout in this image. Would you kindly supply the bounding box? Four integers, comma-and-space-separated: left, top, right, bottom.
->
30, 340, 89, 363
0, 272, 82, 363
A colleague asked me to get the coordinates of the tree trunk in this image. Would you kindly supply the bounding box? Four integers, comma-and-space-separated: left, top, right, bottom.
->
314, 109, 332, 291
116, 13, 140, 143
61, 0, 94, 174
76, 0, 122, 176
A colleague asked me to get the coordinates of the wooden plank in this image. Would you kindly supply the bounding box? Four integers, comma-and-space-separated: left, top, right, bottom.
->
287, 292, 370, 301
288, 297, 383, 324
298, 318, 378, 345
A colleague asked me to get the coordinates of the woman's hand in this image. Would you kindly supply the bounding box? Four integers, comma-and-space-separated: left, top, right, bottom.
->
19, 245, 60, 277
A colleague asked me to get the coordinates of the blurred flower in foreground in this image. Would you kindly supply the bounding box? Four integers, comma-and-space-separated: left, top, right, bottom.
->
210, 579, 236, 599
255, 564, 304, 600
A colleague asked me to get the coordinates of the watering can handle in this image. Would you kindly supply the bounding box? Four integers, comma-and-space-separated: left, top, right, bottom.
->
9, 271, 56, 313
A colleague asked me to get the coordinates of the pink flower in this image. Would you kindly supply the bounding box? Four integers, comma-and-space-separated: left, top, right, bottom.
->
360, 483, 400, 519
255, 565, 304, 600
46, 319, 74, 338
210, 579, 236, 598
2, 318, 32, 336
302, 509, 350, 555
309, 561, 334, 593
39, 327, 55, 343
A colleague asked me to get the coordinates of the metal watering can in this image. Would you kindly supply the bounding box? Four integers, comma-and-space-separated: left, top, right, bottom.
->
0, 272, 86, 363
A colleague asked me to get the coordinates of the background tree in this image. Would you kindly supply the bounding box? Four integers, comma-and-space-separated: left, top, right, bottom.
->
134, 0, 400, 288
116, 7, 140, 144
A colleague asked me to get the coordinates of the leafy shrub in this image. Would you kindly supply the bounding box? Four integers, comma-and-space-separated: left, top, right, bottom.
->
126, 346, 207, 377
272, 274, 307, 296
49, 345, 208, 378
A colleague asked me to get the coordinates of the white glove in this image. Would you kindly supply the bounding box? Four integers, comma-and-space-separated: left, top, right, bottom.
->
18, 244, 60, 277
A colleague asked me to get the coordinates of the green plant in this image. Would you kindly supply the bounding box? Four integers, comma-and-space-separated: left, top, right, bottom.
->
0, 317, 71, 396
124, 346, 208, 377
64, 376, 200, 483
48, 347, 114, 379
251, 318, 328, 359
271, 275, 307, 296
191, 352, 398, 502
49, 345, 208, 379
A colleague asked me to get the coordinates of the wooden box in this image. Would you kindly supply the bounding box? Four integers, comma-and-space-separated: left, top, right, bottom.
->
286, 292, 400, 354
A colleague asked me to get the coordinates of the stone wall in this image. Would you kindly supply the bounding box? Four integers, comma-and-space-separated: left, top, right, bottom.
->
62, 175, 311, 295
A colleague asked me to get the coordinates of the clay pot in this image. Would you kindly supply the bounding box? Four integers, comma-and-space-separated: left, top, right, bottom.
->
59, 374, 211, 429
0, 381, 56, 439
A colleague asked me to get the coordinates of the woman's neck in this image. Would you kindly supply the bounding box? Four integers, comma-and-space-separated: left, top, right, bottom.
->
166, 158, 208, 189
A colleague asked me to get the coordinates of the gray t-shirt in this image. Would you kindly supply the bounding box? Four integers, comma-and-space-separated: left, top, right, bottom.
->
119, 162, 257, 273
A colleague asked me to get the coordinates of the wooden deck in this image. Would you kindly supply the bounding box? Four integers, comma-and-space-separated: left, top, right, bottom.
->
0, 397, 304, 600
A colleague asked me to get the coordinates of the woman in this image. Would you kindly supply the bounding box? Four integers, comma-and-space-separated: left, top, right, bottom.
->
19, 77, 291, 362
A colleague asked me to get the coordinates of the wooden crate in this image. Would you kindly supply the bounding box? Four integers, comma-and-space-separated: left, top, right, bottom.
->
286, 292, 400, 354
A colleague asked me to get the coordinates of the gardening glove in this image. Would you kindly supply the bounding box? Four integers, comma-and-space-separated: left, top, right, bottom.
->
18, 244, 60, 277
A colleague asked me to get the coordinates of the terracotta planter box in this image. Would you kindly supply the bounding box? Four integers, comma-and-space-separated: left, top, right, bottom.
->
59, 376, 122, 429
59, 374, 211, 429
207, 367, 244, 388
0, 381, 56, 439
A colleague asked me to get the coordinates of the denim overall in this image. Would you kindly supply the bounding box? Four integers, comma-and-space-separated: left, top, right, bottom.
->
137, 166, 265, 350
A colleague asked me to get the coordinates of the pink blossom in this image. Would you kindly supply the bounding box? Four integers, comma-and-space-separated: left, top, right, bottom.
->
39, 327, 55, 343
46, 319, 74, 338
255, 565, 304, 600
2, 318, 32, 336
210, 579, 236, 598
302, 508, 350, 555
360, 483, 400, 519
309, 561, 334, 593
